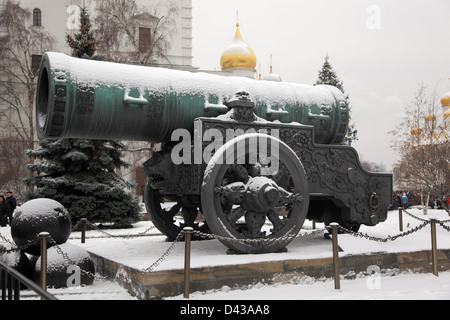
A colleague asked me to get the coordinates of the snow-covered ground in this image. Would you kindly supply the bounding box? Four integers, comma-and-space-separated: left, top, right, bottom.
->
1, 206, 449, 300
171, 270, 450, 300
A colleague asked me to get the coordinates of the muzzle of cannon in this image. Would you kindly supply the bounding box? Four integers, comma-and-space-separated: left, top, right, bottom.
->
36, 52, 349, 144
35, 53, 392, 254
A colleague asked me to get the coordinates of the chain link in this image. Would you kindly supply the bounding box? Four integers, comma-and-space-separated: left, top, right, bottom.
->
192, 228, 325, 245
438, 221, 450, 232
70, 219, 157, 240
0, 235, 40, 254
140, 230, 185, 273
403, 209, 430, 222
46, 236, 108, 282
403, 209, 450, 224
335, 221, 430, 242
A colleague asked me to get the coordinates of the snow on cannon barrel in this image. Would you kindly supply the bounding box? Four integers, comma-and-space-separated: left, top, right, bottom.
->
35, 52, 392, 254
36, 52, 349, 144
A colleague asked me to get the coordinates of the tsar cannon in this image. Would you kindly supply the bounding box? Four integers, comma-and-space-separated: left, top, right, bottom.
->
36, 52, 393, 254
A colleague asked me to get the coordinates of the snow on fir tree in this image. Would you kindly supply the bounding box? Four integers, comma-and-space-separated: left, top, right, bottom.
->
66, 6, 103, 60
315, 54, 346, 93
24, 139, 141, 228
315, 54, 357, 145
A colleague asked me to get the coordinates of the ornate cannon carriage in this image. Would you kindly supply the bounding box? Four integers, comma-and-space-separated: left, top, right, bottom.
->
36, 52, 392, 254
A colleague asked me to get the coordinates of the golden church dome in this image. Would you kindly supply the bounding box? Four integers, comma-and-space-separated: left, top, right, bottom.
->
220, 23, 257, 71
441, 91, 450, 107
411, 128, 422, 136
441, 90, 450, 119
425, 115, 436, 122
444, 109, 450, 119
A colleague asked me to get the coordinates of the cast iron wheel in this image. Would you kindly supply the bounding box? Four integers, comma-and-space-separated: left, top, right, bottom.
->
144, 179, 210, 241
201, 133, 309, 254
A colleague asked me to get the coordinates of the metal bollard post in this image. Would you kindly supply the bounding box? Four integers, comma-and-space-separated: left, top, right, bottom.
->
399, 208, 403, 232
81, 218, 87, 244
430, 219, 438, 277
7, 272, 12, 300
1, 269, 5, 300
330, 223, 340, 290
39, 232, 50, 296
13, 278, 20, 300
183, 227, 193, 299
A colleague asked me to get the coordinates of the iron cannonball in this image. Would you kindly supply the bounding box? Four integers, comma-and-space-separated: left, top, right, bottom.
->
11, 199, 72, 255
33, 243, 95, 288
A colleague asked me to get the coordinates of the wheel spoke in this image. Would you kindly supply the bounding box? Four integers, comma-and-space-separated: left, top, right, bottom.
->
226, 206, 245, 226
181, 207, 198, 228
277, 186, 304, 206
163, 204, 181, 219
243, 211, 266, 238
145, 180, 211, 240
267, 210, 287, 233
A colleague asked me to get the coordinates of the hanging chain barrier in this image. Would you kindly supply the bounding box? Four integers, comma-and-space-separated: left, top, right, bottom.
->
1, 209, 450, 268
70, 218, 158, 240
1, 208, 449, 298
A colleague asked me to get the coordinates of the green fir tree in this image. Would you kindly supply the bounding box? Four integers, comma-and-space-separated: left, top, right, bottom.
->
24, 140, 141, 227
315, 55, 357, 145
315, 54, 346, 94
66, 6, 103, 60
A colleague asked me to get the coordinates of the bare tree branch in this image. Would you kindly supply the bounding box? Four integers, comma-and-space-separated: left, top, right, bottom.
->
94, 0, 178, 66
391, 83, 449, 198
0, 0, 55, 198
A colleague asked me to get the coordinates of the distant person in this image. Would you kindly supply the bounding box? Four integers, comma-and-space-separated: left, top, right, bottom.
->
401, 193, 408, 208
0, 196, 7, 227
436, 198, 442, 210
392, 194, 398, 209
397, 193, 402, 208
5, 191, 16, 225
429, 197, 435, 209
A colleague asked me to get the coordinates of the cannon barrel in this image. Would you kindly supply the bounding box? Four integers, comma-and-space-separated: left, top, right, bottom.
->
36, 52, 349, 144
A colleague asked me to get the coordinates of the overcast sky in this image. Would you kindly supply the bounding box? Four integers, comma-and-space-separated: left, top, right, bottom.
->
191, 0, 450, 171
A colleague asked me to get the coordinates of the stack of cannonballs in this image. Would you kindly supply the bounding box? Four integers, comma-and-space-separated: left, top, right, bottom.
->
0, 198, 95, 289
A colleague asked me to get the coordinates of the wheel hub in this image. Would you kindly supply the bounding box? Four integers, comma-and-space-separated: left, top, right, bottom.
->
242, 177, 280, 212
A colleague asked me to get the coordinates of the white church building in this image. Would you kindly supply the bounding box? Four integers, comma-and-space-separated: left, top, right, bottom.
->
18, 0, 195, 69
